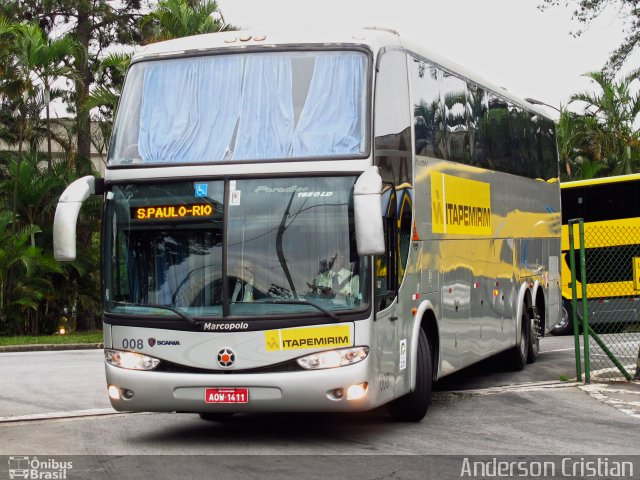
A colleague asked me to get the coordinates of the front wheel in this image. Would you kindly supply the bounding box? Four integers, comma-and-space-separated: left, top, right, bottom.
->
387, 328, 432, 422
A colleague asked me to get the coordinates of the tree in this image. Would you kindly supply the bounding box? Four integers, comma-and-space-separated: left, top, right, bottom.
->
11, 22, 80, 171
83, 52, 132, 118
142, 0, 237, 44
540, 0, 640, 72
569, 69, 640, 175
1, 1, 149, 172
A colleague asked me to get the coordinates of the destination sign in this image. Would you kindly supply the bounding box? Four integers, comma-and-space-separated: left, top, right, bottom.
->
132, 204, 214, 220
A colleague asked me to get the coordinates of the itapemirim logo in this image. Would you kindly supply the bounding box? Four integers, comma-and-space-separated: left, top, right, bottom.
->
8, 456, 73, 479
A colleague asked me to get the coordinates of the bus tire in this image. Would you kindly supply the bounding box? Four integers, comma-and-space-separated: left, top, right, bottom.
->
527, 307, 540, 364
550, 299, 574, 336
199, 412, 234, 422
507, 305, 529, 371
387, 328, 432, 422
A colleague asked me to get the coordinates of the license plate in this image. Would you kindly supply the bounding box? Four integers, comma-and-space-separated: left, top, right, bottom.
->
205, 388, 249, 404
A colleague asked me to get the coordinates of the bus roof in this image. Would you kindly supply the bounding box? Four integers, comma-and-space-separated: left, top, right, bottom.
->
132, 27, 550, 120
560, 173, 640, 189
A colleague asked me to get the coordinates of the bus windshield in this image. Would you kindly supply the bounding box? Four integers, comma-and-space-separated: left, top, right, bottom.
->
108, 50, 368, 166
104, 177, 369, 318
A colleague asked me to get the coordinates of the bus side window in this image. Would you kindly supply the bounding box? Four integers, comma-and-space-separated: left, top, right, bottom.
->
508, 104, 526, 176
539, 118, 559, 180
487, 94, 511, 174
467, 83, 489, 168
442, 72, 469, 163
410, 59, 444, 160
526, 113, 540, 178
375, 49, 411, 305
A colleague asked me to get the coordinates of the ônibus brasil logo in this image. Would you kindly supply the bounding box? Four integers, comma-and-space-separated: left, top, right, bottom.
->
8, 456, 73, 479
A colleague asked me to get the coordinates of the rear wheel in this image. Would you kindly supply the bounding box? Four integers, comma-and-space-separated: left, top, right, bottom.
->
527, 306, 540, 364
388, 328, 432, 422
507, 304, 529, 371
550, 299, 574, 336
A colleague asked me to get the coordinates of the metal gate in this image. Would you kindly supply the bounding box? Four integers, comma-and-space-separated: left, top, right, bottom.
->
567, 219, 640, 382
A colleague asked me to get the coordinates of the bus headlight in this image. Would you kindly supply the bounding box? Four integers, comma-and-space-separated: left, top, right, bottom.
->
105, 349, 160, 371
297, 346, 369, 370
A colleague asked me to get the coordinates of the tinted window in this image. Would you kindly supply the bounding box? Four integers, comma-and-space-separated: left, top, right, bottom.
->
442, 73, 468, 163
562, 181, 640, 224
375, 51, 411, 153
526, 113, 541, 178
586, 182, 639, 222
487, 94, 510, 173
539, 118, 559, 180
375, 51, 413, 292
467, 84, 489, 168
508, 104, 527, 176
410, 58, 444, 159
560, 186, 585, 224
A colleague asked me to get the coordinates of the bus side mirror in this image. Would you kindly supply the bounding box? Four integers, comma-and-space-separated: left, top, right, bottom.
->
53, 175, 97, 261
354, 166, 385, 256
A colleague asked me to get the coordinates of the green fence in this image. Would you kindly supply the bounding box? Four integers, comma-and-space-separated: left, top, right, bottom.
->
568, 219, 640, 383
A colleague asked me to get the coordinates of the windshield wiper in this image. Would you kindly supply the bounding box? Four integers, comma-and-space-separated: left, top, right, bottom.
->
109, 301, 199, 325
255, 299, 340, 322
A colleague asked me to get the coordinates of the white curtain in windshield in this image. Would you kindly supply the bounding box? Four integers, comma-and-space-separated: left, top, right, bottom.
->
293, 54, 365, 156
232, 56, 295, 160
121, 52, 366, 165
139, 56, 243, 163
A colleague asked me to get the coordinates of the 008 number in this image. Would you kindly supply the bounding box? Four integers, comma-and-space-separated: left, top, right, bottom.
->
122, 338, 143, 350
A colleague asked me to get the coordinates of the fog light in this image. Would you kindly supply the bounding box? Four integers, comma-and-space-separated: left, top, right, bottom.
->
121, 389, 135, 400
108, 385, 120, 400
346, 382, 368, 400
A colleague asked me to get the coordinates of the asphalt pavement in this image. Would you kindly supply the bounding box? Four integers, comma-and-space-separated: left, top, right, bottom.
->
0, 336, 638, 458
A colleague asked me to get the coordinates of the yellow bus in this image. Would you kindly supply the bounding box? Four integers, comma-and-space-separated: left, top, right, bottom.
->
555, 173, 640, 334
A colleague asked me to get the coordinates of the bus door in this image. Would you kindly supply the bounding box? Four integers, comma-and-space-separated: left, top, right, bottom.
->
373, 184, 398, 403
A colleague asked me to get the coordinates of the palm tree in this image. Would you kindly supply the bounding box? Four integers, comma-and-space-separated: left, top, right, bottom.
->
84, 52, 132, 116
0, 153, 66, 245
570, 70, 640, 175
12, 23, 81, 171
143, 0, 237, 44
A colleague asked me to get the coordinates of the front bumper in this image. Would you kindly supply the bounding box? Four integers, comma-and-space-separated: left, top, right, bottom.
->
105, 357, 376, 413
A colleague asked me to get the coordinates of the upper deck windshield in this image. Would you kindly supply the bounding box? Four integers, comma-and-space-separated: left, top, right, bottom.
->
108, 50, 368, 166
104, 176, 369, 319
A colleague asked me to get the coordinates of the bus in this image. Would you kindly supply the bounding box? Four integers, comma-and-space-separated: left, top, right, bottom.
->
53, 28, 561, 422
554, 174, 640, 335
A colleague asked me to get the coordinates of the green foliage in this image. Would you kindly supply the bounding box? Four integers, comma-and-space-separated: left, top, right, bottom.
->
0, 211, 62, 335
0, 2, 237, 335
0, 331, 103, 346
142, 0, 237, 44
559, 69, 640, 178
83, 52, 132, 126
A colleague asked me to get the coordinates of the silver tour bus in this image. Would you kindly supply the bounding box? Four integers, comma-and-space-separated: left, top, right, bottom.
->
54, 28, 561, 421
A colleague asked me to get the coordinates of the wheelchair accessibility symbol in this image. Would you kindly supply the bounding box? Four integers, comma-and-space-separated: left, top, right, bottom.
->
195, 184, 208, 198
